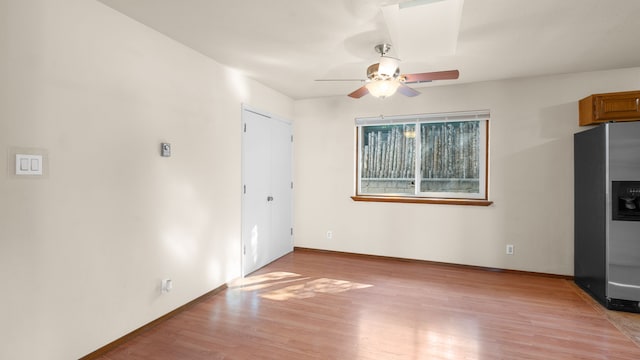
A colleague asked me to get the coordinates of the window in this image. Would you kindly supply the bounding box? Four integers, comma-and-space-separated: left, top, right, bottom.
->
353, 110, 491, 206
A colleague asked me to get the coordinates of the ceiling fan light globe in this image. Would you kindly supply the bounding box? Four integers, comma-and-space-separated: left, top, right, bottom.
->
365, 79, 400, 98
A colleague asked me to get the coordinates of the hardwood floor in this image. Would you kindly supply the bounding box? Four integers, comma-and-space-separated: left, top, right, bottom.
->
97, 249, 640, 359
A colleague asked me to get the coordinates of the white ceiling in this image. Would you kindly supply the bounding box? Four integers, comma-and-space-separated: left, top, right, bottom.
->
97, 0, 640, 100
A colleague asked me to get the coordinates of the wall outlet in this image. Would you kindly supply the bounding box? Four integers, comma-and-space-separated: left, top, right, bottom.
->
506, 244, 514, 255
326, 231, 333, 239
161, 278, 173, 293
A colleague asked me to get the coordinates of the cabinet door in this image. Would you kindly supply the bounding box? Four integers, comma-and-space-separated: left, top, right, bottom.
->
579, 91, 640, 126
594, 92, 640, 122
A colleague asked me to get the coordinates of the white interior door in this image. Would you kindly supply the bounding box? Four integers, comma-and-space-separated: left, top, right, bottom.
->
269, 117, 293, 260
241, 106, 292, 276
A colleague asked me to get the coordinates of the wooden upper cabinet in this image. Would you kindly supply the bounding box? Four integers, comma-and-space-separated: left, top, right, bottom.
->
579, 90, 640, 126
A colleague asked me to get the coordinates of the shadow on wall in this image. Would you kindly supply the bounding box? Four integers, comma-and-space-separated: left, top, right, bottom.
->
498, 137, 573, 273
539, 101, 582, 139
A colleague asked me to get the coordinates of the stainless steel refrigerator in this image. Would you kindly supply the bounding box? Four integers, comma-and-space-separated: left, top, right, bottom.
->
575, 121, 640, 312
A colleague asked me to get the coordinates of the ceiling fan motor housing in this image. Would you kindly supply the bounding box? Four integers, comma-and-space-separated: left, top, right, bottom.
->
367, 62, 400, 80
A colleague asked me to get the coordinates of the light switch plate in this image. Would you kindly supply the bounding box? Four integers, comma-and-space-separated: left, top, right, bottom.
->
161, 143, 171, 157
16, 154, 43, 175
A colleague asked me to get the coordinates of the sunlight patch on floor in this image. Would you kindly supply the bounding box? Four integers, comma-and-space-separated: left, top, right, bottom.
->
228, 272, 373, 301
261, 278, 373, 301
228, 272, 302, 288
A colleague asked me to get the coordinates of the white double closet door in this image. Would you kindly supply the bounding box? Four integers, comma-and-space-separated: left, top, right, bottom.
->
241, 105, 293, 276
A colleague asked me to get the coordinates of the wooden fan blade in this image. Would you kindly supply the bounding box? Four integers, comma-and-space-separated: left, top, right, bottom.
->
348, 86, 369, 98
397, 83, 420, 97
403, 70, 459, 84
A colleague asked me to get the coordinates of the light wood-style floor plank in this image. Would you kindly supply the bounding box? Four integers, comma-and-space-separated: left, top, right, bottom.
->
97, 249, 640, 359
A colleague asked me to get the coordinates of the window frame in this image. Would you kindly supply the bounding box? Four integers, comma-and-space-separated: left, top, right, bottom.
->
352, 110, 492, 206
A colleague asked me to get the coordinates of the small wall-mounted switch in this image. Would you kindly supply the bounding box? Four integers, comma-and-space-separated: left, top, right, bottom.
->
161, 278, 173, 293
161, 143, 171, 157
16, 154, 43, 175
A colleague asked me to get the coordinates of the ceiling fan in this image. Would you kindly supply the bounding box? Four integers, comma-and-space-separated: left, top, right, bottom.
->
318, 43, 459, 99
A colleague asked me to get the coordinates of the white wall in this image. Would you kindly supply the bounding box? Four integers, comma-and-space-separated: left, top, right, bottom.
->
293, 67, 640, 276
0, 0, 292, 359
